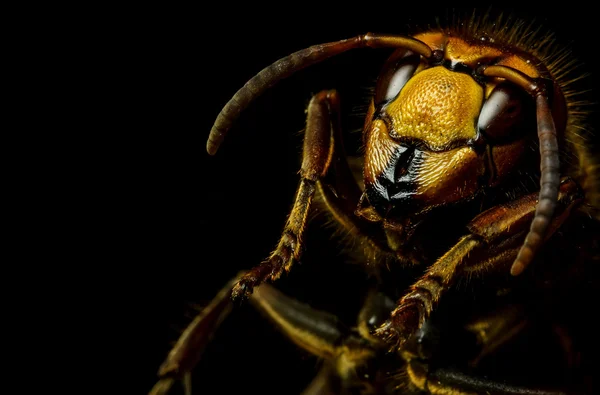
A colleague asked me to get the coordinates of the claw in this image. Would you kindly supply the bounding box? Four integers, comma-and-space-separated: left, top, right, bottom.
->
373, 304, 422, 352
230, 263, 274, 302
373, 321, 401, 350
230, 255, 291, 302
231, 278, 255, 302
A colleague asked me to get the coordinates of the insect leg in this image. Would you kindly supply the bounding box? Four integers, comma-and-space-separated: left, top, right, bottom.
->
314, 93, 390, 253
398, 309, 572, 395
356, 290, 397, 344
151, 272, 377, 395
375, 235, 483, 348
463, 177, 584, 274
406, 362, 571, 395
231, 90, 345, 300
375, 178, 583, 350
250, 284, 382, 394
249, 281, 348, 359
150, 273, 243, 395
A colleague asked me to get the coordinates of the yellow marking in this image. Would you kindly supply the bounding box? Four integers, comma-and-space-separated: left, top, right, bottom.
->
357, 318, 376, 343
427, 379, 477, 395
414, 33, 540, 78
414, 33, 540, 101
364, 119, 399, 184
385, 67, 483, 151
406, 362, 427, 390
445, 38, 503, 67
413, 32, 447, 51
407, 359, 476, 395
413, 147, 483, 205
496, 55, 539, 78
335, 346, 376, 380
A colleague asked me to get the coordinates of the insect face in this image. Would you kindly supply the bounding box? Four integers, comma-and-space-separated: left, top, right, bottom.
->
358, 33, 568, 256
363, 61, 487, 214
357, 33, 566, 251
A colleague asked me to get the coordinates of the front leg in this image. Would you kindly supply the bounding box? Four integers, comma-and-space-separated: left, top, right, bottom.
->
232, 90, 344, 300
375, 178, 583, 350
375, 235, 481, 349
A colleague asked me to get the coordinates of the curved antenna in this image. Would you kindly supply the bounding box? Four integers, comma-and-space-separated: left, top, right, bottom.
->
206, 33, 433, 155
481, 65, 561, 276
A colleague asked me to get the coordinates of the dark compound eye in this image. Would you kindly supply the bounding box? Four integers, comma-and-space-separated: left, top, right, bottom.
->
478, 83, 533, 143
375, 49, 421, 105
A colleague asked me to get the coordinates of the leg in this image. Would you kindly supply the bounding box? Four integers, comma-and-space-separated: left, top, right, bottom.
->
249, 280, 349, 359
405, 363, 570, 395
231, 90, 380, 300
151, 274, 380, 395
150, 274, 243, 395
252, 285, 387, 394
399, 304, 574, 395
315, 102, 390, 258
375, 178, 583, 350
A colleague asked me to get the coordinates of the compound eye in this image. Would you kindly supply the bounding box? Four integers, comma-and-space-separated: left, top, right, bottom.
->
478, 83, 530, 142
375, 49, 420, 105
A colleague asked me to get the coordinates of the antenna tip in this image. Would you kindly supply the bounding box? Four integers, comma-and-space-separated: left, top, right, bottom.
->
510, 246, 533, 276
206, 140, 218, 156
510, 261, 525, 276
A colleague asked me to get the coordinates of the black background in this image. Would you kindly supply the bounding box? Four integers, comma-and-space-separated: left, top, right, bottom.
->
105, 6, 600, 394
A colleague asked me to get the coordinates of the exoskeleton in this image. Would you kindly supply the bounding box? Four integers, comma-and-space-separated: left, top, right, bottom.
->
152, 12, 599, 395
